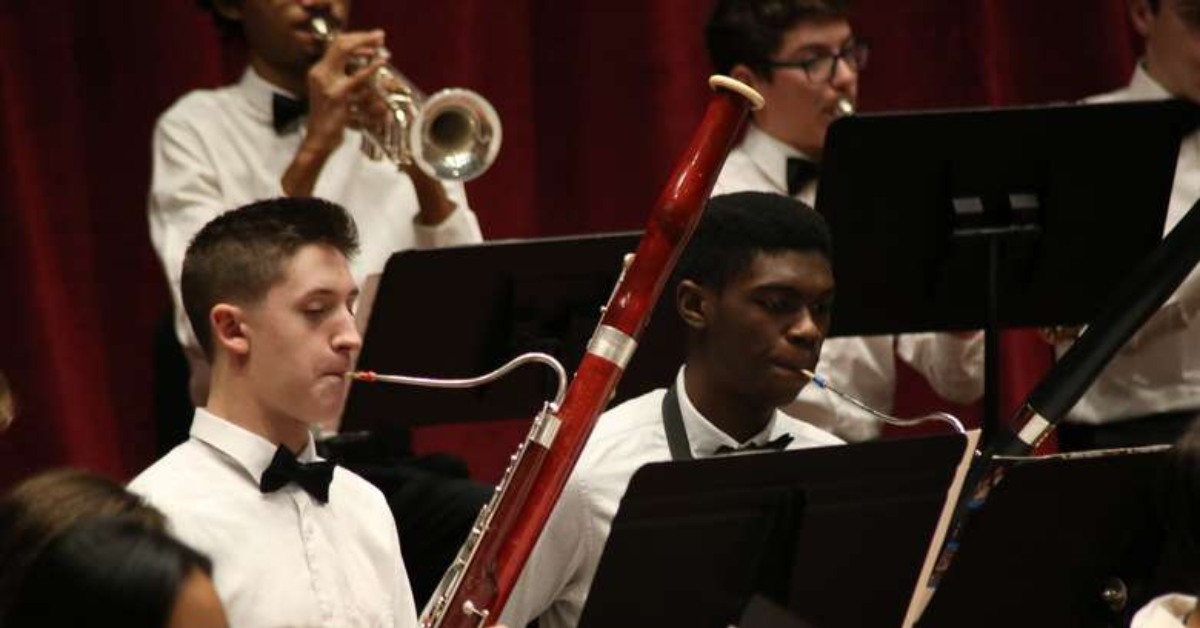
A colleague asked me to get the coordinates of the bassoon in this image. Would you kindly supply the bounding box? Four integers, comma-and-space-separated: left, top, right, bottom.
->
353, 75, 763, 628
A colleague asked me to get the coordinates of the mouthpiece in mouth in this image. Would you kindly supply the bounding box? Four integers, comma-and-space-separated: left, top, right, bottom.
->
310, 15, 336, 42
800, 369, 827, 388
834, 98, 855, 117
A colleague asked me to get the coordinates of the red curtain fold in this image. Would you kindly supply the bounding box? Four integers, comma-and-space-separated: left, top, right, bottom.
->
0, 0, 1140, 485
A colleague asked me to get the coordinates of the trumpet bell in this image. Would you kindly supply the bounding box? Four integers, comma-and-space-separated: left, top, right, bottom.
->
411, 88, 502, 182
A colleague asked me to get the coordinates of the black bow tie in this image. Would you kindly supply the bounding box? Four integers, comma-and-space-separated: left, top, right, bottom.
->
272, 93, 309, 133
786, 157, 820, 196
713, 433, 794, 456
260, 445, 335, 503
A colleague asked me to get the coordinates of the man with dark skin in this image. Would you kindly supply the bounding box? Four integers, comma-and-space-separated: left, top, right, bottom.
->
707, 0, 983, 443
501, 192, 844, 628
149, 2, 490, 604
151, 0, 482, 404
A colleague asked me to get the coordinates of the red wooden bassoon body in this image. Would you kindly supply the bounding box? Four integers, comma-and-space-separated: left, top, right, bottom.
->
421, 75, 764, 628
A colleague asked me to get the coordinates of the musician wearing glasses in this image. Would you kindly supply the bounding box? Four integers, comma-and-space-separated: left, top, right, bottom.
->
150, 0, 482, 406
1052, 0, 1200, 451
706, 0, 983, 443
500, 193, 845, 628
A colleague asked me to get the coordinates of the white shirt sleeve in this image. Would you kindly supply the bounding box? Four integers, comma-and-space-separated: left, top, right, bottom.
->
412, 181, 483, 248
896, 332, 985, 405
499, 473, 594, 628
147, 112, 237, 350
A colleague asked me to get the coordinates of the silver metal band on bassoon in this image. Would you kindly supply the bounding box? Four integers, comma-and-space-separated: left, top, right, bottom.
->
529, 409, 562, 448
587, 325, 638, 369
1016, 412, 1052, 447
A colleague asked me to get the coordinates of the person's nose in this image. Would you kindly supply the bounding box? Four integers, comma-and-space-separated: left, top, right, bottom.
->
297, 0, 335, 18
332, 313, 363, 355
829, 55, 858, 92
785, 308, 823, 347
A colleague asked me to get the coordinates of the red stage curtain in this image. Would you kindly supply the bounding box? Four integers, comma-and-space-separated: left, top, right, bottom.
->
0, 0, 1140, 485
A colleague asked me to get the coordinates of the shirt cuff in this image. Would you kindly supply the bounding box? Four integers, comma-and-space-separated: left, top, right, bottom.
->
413, 204, 483, 249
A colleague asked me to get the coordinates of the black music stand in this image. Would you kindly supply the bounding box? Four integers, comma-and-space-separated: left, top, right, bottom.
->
577, 433, 972, 628
917, 447, 1169, 628
738, 595, 817, 628
815, 100, 1197, 442
340, 232, 686, 433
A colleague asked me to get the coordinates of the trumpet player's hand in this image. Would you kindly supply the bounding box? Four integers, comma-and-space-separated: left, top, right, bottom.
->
282, 30, 385, 197
402, 163, 459, 226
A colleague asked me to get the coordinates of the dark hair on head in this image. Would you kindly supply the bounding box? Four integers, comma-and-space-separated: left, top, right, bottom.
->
0, 469, 167, 617
181, 196, 360, 359
707, 0, 852, 76
675, 191, 832, 293
5, 517, 213, 628
195, 0, 242, 40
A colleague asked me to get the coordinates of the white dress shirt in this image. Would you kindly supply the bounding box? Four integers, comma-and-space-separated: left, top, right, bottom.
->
129, 409, 418, 628
1059, 65, 1200, 424
713, 123, 820, 206
1132, 593, 1197, 628
712, 124, 985, 441
499, 368, 843, 628
148, 67, 483, 349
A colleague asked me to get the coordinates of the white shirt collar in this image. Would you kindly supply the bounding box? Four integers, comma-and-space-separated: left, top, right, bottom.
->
740, 123, 815, 194
1127, 62, 1173, 101
675, 367, 786, 457
234, 66, 299, 127
189, 408, 321, 486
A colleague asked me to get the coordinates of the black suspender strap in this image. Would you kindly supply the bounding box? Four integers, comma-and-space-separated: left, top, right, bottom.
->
661, 384, 694, 461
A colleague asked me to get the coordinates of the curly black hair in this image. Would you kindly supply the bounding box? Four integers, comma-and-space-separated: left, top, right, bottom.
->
676, 191, 832, 293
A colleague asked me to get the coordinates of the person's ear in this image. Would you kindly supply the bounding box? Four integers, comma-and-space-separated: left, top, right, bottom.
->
731, 63, 768, 90
211, 304, 250, 356
677, 279, 713, 331
1129, 0, 1155, 38
211, 0, 244, 22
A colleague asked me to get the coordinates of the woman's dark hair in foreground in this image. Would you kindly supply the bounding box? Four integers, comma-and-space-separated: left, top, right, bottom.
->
5, 516, 212, 628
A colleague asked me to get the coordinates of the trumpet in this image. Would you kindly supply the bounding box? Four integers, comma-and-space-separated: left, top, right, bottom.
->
311, 16, 502, 182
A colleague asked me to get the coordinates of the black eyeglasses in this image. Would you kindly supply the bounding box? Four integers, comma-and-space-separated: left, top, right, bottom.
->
766, 41, 870, 84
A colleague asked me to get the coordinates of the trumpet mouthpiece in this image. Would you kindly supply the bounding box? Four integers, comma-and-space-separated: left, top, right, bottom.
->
834, 98, 855, 118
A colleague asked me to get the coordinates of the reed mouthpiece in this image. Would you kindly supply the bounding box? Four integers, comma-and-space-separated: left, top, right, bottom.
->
800, 369, 827, 388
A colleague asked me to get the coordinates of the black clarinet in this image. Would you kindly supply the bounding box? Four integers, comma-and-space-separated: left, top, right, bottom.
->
993, 198, 1200, 460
